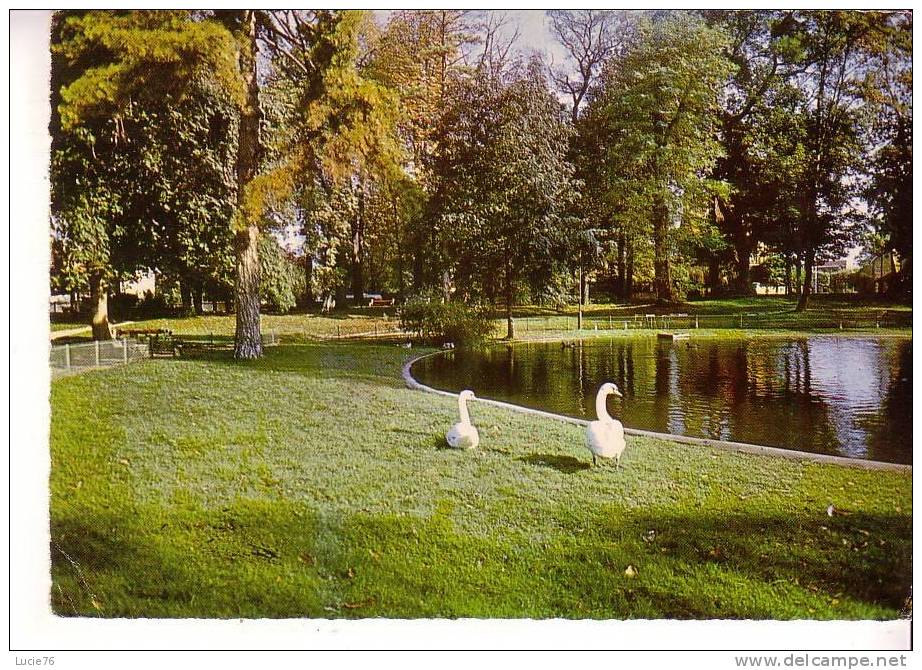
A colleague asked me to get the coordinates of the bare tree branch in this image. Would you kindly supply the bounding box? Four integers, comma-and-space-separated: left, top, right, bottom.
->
548, 10, 636, 123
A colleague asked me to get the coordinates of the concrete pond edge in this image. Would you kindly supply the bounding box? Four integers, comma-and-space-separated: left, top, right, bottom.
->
401, 349, 911, 474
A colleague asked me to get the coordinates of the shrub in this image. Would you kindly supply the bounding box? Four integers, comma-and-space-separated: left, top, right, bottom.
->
399, 296, 493, 346
259, 234, 301, 313
109, 293, 139, 320
135, 291, 175, 319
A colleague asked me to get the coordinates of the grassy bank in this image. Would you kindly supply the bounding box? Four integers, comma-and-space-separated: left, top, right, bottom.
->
48, 295, 911, 344
50, 341, 911, 619
515, 327, 913, 343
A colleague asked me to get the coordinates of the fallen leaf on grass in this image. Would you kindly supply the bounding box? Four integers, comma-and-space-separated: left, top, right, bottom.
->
624, 565, 637, 578
343, 598, 375, 610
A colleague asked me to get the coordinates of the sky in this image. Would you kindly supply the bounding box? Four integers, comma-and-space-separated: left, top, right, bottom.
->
373, 10, 570, 70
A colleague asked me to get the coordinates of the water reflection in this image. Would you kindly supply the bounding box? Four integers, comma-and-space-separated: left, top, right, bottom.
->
413, 336, 913, 464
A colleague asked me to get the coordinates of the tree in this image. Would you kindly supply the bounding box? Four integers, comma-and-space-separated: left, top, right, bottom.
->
50, 12, 223, 338
53, 10, 395, 355
550, 10, 636, 309
261, 11, 403, 308
369, 11, 479, 294
430, 62, 577, 338
587, 14, 734, 303
862, 11, 912, 298
259, 234, 301, 312
548, 10, 636, 124
784, 11, 885, 310
51, 10, 258, 347
703, 10, 792, 294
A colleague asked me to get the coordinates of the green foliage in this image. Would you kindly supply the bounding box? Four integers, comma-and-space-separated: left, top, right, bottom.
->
861, 11, 912, 295
48, 9, 915, 328
54, 11, 243, 131
399, 294, 493, 346
50, 10, 239, 315
584, 13, 734, 301
134, 291, 175, 320
259, 235, 302, 313
428, 63, 578, 307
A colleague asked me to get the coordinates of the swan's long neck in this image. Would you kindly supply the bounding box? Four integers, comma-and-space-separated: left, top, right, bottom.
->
458, 394, 471, 425
595, 390, 613, 422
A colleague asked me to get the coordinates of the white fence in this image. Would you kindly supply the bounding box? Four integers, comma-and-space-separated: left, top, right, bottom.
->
51, 332, 280, 375
50, 338, 150, 375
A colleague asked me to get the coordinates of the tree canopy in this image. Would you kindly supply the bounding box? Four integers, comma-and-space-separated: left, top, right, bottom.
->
49, 9, 912, 347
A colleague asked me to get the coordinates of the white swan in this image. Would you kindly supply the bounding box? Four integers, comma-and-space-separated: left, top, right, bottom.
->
586, 382, 626, 467
446, 390, 480, 450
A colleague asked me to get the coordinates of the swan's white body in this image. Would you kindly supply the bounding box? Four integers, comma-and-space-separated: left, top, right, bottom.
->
447, 390, 480, 450
586, 382, 626, 467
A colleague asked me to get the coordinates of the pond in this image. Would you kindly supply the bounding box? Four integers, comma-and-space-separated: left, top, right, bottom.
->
412, 335, 913, 464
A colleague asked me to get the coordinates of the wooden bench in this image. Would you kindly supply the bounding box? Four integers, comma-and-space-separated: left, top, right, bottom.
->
175, 336, 234, 357
368, 298, 395, 307
116, 327, 173, 340
147, 333, 180, 357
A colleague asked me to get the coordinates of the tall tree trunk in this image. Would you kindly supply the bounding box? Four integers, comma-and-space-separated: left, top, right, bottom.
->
304, 255, 315, 307
653, 194, 673, 303
392, 200, 405, 300
625, 241, 634, 301
411, 240, 423, 293
576, 265, 583, 330
233, 10, 262, 359
707, 256, 722, 295
505, 264, 515, 340
616, 231, 626, 300
335, 282, 347, 309
351, 178, 366, 306
718, 198, 753, 295
192, 281, 204, 315
734, 233, 754, 295
180, 279, 192, 314
784, 253, 792, 295
89, 271, 112, 341
796, 248, 815, 312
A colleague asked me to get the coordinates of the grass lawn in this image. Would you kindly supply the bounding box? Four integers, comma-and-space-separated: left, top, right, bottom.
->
60, 293, 910, 347
50, 322, 90, 333
50, 341, 911, 619
113, 309, 401, 341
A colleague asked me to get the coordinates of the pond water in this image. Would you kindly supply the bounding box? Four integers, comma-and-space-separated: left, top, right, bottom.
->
412, 335, 913, 464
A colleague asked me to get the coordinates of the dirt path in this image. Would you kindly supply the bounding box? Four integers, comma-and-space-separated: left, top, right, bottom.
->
50, 321, 134, 341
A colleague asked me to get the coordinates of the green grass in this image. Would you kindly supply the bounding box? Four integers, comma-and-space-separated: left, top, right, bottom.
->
50, 341, 911, 619
50, 322, 89, 332
77, 294, 908, 346
513, 294, 911, 316
116, 309, 401, 342
684, 294, 912, 314
510, 295, 910, 336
